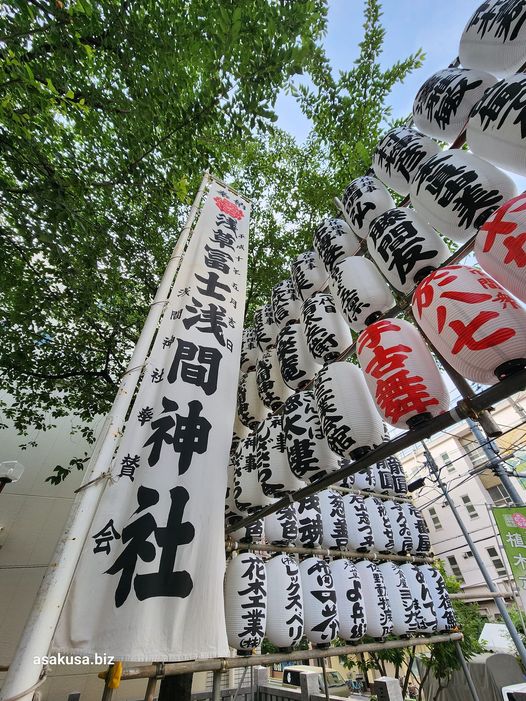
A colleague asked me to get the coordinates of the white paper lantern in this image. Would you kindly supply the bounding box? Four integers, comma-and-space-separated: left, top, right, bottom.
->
372, 126, 442, 196
256, 414, 305, 497
238, 370, 270, 429
266, 555, 304, 651
225, 554, 267, 653
383, 500, 413, 555
368, 207, 451, 294
313, 217, 360, 272
330, 559, 367, 642
240, 327, 258, 372
329, 256, 395, 333
399, 563, 437, 633
230, 519, 265, 544
314, 361, 385, 460
418, 565, 457, 632
357, 317, 450, 430
351, 468, 376, 492
291, 250, 327, 301
412, 264, 526, 385
342, 176, 395, 238
283, 391, 341, 484
410, 149, 517, 243
276, 322, 322, 391
299, 557, 339, 647
475, 192, 526, 304
468, 74, 526, 177
363, 496, 395, 553
226, 450, 243, 528
234, 434, 274, 513
295, 495, 323, 548
342, 494, 374, 552
459, 0, 526, 78
254, 304, 279, 352
318, 489, 348, 550
300, 292, 353, 363
370, 462, 395, 495
401, 503, 431, 555
354, 560, 393, 639
265, 505, 298, 545
378, 562, 422, 637
256, 347, 292, 411
272, 279, 302, 328
387, 455, 408, 495
413, 67, 497, 143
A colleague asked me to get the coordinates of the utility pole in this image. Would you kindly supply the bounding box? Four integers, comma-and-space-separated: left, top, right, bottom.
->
466, 417, 524, 506
422, 441, 526, 668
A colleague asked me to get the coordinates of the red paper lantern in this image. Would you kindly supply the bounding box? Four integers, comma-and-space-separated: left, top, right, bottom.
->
328, 256, 395, 333
412, 265, 526, 385
475, 192, 526, 303
314, 361, 384, 460
357, 317, 450, 429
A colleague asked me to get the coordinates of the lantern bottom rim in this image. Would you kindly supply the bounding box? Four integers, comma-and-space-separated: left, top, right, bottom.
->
406, 412, 433, 430
495, 358, 526, 381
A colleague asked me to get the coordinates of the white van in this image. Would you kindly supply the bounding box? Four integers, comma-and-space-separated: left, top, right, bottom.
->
282, 665, 349, 697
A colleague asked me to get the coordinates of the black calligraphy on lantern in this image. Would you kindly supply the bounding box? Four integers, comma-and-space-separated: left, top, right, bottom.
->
414, 69, 483, 130
369, 209, 438, 286
307, 559, 339, 641
105, 485, 194, 607
412, 152, 504, 230
465, 0, 526, 42
237, 557, 267, 649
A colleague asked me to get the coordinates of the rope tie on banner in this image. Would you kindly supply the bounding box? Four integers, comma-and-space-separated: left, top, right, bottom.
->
73, 471, 111, 494
149, 298, 170, 308
120, 362, 147, 379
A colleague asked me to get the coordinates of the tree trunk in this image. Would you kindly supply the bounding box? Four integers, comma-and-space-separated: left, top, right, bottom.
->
158, 673, 193, 701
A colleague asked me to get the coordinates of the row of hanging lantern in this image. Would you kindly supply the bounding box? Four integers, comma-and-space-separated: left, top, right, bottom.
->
228, 484, 429, 556
224, 552, 457, 654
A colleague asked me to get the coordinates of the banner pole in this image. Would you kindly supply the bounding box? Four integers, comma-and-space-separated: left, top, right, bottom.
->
0, 173, 211, 701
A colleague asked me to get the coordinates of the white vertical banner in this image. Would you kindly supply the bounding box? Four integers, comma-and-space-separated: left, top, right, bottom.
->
53, 180, 250, 661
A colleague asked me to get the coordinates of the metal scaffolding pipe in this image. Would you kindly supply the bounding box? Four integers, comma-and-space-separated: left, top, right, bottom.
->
333, 486, 413, 503
226, 369, 526, 533
104, 633, 463, 681
226, 540, 433, 564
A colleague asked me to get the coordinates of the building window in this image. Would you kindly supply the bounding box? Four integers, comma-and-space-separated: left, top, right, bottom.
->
458, 434, 487, 469
487, 547, 507, 577
487, 484, 512, 507
428, 507, 442, 530
461, 494, 479, 519
441, 451, 455, 472
463, 550, 473, 559
447, 555, 464, 582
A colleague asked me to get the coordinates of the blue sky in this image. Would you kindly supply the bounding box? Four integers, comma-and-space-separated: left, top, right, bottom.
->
275, 0, 482, 141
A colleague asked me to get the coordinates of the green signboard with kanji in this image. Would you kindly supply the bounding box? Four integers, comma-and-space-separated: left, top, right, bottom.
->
493, 507, 526, 591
